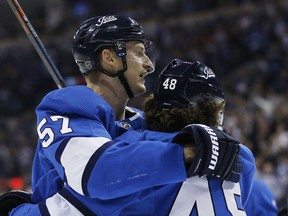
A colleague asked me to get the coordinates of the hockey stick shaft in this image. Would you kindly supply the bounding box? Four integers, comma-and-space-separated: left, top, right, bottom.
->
7, 0, 67, 89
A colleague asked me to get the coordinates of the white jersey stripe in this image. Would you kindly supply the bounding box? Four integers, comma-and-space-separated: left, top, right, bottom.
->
60, 137, 110, 195
46, 192, 83, 216
125, 106, 141, 121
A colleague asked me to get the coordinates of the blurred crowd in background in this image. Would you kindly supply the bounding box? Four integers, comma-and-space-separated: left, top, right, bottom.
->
0, 0, 288, 208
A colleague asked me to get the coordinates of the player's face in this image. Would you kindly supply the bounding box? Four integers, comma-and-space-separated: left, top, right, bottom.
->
124, 41, 154, 97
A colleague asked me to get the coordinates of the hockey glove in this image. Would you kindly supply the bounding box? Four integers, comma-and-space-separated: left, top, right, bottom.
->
0, 190, 32, 216
172, 124, 243, 183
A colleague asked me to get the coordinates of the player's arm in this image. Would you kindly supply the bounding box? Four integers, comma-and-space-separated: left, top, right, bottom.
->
37, 117, 187, 200
83, 130, 187, 199
80, 126, 244, 199
34, 87, 115, 198
36, 88, 243, 200
238, 144, 256, 207
36, 87, 187, 200
36, 112, 114, 199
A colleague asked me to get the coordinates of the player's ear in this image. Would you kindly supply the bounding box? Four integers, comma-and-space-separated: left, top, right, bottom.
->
100, 48, 122, 72
101, 48, 117, 65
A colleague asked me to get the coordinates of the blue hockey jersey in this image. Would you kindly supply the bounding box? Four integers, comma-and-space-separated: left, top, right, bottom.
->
31, 85, 117, 202
10, 85, 255, 216
245, 178, 278, 216
12, 130, 255, 216
112, 131, 255, 216
31, 86, 187, 202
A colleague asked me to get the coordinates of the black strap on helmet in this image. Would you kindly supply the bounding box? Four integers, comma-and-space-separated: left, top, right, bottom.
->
114, 40, 134, 98
95, 40, 134, 98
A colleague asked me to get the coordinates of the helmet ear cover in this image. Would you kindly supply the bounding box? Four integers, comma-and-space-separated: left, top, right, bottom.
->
73, 43, 127, 76
72, 46, 98, 75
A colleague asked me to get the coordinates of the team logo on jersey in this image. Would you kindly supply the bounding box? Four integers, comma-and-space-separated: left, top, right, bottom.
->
96, 16, 117, 26
119, 122, 132, 129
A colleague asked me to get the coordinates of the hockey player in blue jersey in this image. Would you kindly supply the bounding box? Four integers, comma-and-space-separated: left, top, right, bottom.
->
1, 16, 243, 215
245, 178, 278, 216
119, 59, 255, 215
4, 59, 252, 215
31, 15, 240, 203
139, 59, 275, 216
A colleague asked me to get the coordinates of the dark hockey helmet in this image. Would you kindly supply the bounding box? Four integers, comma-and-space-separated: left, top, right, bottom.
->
155, 59, 224, 110
72, 15, 153, 75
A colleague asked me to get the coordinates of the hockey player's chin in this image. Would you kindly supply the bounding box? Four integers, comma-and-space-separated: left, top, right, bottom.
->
134, 85, 146, 96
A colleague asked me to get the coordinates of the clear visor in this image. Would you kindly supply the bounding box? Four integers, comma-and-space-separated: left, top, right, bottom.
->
125, 40, 156, 74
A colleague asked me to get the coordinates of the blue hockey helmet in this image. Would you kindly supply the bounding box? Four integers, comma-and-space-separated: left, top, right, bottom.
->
72, 15, 153, 75
72, 15, 155, 98
155, 59, 224, 110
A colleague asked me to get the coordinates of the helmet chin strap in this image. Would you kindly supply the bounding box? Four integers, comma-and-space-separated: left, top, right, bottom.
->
113, 40, 134, 98
95, 40, 135, 98
117, 74, 134, 98
96, 54, 135, 99
116, 57, 134, 99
